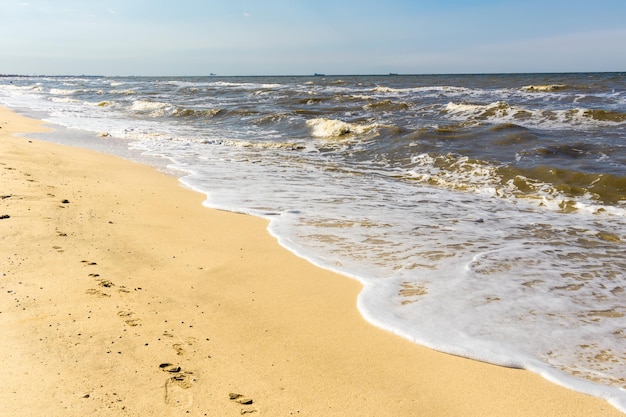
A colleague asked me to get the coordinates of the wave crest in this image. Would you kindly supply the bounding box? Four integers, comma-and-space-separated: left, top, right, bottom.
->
581, 109, 626, 123
521, 84, 569, 92
364, 100, 411, 111
128, 100, 172, 117
444, 101, 626, 127
306, 118, 378, 138
403, 153, 626, 214
171, 107, 223, 118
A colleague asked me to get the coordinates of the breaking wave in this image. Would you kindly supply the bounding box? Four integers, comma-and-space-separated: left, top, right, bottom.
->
521, 84, 569, 92
444, 101, 626, 128
306, 118, 380, 138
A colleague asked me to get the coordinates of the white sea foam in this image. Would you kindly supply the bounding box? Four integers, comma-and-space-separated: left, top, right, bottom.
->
444, 100, 515, 118
404, 152, 626, 216
444, 101, 626, 129
306, 118, 378, 138
110, 89, 137, 95
129, 100, 172, 117
372, 85, 472, 97
372, 86, 402, 94
49, 88, 77, 95
50, 97, 80, 104
210, 81, 284, 90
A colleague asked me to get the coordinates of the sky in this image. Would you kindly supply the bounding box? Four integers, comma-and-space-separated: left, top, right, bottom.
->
1, 0, 625, 76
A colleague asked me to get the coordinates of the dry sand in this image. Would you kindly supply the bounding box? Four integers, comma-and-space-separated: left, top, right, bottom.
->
1, 105, 623, 416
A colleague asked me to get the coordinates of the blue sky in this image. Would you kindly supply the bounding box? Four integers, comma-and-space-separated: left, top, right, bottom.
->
1, 0, 625, 76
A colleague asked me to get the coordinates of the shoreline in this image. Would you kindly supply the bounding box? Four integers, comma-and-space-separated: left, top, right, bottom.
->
1, 105, 623, 416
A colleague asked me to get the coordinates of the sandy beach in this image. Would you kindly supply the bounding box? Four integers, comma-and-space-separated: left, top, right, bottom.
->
1, 105, 622, 416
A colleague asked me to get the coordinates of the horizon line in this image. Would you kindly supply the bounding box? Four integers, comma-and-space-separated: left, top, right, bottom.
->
2, 70, 625, 78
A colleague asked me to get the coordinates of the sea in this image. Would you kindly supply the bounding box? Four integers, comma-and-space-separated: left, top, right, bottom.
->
1, 73, 625, 411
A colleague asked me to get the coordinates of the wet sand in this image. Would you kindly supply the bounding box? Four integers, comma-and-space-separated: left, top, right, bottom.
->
1, 105, 622, 416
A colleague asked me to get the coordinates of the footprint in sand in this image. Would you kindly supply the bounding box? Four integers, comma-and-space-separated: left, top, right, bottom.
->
172, 343, 185, 356
117, 310, 142, 327
96, 278, 115, 288
160, 363, 195, 408
172, 337, 197, 355
229, 393, 254, 405
230, 393, 257, 414
85, 270, 115, 297
118, 286, 131, 294
86, 288, 110, 298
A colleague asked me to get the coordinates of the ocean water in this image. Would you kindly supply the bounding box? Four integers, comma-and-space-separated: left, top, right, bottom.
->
1, 73, 625, 410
